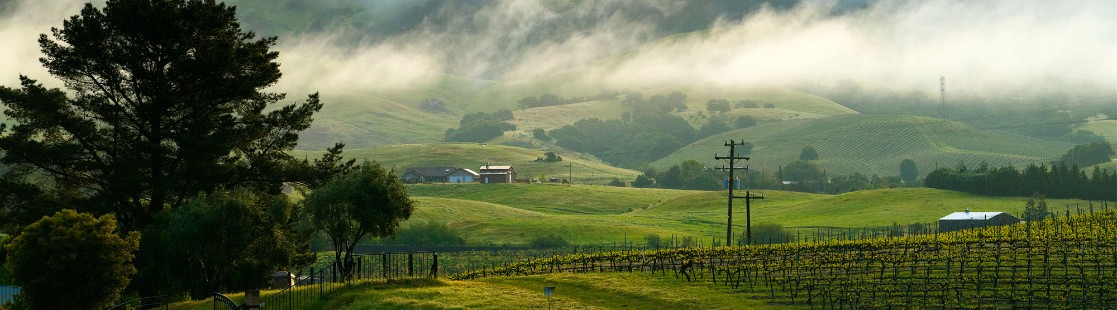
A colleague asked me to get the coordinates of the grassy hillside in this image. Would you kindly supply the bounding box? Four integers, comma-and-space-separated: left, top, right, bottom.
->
294, 143, 640, 185
653, 114, 1075, 177
401, 185, 1105, 245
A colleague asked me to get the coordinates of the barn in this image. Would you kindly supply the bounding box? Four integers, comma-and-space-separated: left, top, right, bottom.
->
938, 210, 1021, 232
479, 165, 516, 184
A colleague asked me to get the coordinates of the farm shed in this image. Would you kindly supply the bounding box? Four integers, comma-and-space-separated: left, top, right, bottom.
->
449, 169, 480, 183
402, 166, 478, 183
938, 210, 1021, 232
479, 165, 516, 184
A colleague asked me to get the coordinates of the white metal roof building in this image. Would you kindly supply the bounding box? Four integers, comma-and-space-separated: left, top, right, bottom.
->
938, 210, 1021, 232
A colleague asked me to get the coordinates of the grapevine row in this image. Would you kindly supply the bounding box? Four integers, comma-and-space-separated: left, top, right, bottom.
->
452, 211, 1117, 308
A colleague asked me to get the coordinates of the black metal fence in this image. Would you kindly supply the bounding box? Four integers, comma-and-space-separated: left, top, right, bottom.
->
213, 252, 439, 310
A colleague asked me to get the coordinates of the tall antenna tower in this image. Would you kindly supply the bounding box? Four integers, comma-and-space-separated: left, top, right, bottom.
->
940, 76, 947, 119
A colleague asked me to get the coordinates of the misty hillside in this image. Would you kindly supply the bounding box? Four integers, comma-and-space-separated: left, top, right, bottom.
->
654, 114, 1075, 177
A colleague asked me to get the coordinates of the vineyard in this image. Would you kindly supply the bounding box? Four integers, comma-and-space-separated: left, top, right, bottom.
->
452, 211, 1117, 308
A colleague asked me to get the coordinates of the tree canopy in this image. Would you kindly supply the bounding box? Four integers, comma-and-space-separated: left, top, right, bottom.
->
138, 189, 313, 299
304, 162, 414, 280
0, 0, 323, 232
900, 159, 918, 184
5, 209, 140, 310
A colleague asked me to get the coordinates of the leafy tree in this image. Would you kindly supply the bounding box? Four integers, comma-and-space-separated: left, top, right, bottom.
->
799, 146, 819, 161
699, 117, 732, 137
1023, 192, 1048, 222
1058, 141, 1114, 168
632, 174, 655, 188
536, 151, 562, 162
304, 162, 414, 280
0, 0, 323, 233
900, 159, 918, 185
706, 99, 731, 113
5, 210, 139, 309
608, 178, 626, 187
419, 98, 449, 113
650, 160, 720, 190
783, 160, 822, 183
734, 116, 757, 128
532, 128, 551, 141
138, 189, 313, 299
444, 110, 516, 142
644, 234, 661, 248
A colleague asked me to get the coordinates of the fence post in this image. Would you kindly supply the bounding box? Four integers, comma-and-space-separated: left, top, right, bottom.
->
432, 253, 439, 277
409, 253, 414, 277
382, 254, 388, 279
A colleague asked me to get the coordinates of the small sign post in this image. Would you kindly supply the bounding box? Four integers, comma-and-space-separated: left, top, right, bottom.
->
544, 286, 556, 310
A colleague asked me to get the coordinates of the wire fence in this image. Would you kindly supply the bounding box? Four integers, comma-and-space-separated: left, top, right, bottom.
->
214, 252, 440, 310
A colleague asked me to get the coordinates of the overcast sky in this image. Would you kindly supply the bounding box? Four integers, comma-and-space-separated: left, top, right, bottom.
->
2, 0, 1114, 96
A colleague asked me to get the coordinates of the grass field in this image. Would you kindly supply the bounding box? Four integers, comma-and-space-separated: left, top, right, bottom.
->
292, 143, 641, 185
401, 184, 1107, 245
302, 273, 788, 310
653, 114, 1075, 177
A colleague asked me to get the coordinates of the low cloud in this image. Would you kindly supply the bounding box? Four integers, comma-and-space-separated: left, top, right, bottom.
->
3, 0, 1115, 97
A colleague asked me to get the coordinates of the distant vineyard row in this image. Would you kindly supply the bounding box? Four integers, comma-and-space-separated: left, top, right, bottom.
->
454, 211, 1117, 308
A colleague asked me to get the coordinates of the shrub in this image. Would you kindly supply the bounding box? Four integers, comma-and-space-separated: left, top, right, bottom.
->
644, 234, 661, 248
529, 234, 569, 249
5, 210, 139, 310
385, 223, 466, 246
745, 223, 793, 245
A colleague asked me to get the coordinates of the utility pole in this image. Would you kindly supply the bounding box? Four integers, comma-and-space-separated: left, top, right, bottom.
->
715, 140, 764, 246
940, 76, 947, 119
568, 163, 573, 186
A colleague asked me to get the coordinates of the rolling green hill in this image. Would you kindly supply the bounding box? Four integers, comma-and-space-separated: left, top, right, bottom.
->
400, 185, 1105, 245
293, 143, 640, 185
653, 114, 1075, 177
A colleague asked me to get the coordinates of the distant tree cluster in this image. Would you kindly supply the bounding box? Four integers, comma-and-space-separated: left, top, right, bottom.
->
535, 151, 563, 162
444, 109, 516, 142
549, 112, 696, 167
706, 99, 732, 113
623, 91, 688, 113
1058, 141, 1114, 168
419, 97, 450, 113
631, 160, 722, 190
707, 98, 768, 113
517, 91, 620, 109
925, 162, 1116, 200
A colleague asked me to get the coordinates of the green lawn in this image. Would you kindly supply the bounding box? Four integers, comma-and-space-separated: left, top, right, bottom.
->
303, 273, 794, 310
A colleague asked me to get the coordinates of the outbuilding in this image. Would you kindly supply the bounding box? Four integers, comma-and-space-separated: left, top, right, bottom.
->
479, 165, 516, 184
938, 210, 1021, 232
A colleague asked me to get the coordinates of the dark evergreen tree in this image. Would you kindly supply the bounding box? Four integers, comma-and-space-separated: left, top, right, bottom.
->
900, 159, 918, 185
0, 0, 324, 232
800, 146, 819, 161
